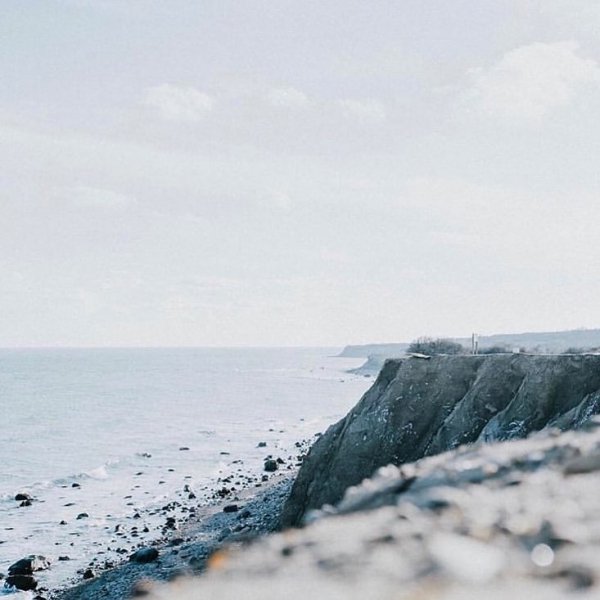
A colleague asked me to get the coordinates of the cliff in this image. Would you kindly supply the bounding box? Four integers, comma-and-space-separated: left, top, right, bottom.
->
281, 354, 600, 526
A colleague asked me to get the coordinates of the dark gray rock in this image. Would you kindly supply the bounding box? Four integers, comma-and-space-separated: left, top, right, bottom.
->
5, 574, 38, 591
264, 460, 278, 472
282, 354, 600, 526
8, 555, 51, 575
130, 548, 159, 564
14, 493, 32, 502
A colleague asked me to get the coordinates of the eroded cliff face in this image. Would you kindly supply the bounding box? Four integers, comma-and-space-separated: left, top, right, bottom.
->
281, 354, 600, 526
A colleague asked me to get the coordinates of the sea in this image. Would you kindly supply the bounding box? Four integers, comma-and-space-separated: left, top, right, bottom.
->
0, 347, 371, 595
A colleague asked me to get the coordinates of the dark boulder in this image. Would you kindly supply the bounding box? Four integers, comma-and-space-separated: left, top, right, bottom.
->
14, 493, 32, 502
264, 459, 278, 472
130, 547, 159, 563
8, 555, 51, 575
5, 574, 38, 591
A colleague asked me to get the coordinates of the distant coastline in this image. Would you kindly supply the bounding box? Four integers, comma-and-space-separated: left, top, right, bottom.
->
339, 327, 600, 358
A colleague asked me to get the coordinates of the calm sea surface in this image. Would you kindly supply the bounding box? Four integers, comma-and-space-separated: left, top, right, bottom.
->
0, 347, 370, 593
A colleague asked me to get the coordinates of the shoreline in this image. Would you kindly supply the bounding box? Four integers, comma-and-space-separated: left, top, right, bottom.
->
51, 471, 296, 600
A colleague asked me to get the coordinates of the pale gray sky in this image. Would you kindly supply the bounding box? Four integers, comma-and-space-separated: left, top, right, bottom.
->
2, 0, 600, 347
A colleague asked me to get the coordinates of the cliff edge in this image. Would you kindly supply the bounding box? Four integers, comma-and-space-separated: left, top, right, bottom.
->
281, 354, 600, 526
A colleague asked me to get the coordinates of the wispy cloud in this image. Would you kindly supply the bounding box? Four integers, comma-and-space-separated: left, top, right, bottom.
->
144, 84, 214, 122
464, 41, 600, 121
267, 87, 310, 109
338, 98, 386, 123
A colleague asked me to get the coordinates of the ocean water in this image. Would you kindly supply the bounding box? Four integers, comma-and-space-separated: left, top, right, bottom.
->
0, 347, 370, 594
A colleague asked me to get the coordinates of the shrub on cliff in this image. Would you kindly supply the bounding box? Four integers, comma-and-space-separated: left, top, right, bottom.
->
479, 345, 510, 354
563, 346, 600, 354
407, 337, 464, 355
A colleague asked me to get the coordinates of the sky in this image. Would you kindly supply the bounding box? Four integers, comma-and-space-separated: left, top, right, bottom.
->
1, 0, 600, 347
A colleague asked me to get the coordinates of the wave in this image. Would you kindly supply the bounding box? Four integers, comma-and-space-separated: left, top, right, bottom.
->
0, 457, 128, 502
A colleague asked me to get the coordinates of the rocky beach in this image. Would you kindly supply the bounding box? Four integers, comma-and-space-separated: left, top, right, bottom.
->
1, 449, 303, 599
55, 471, 296, 600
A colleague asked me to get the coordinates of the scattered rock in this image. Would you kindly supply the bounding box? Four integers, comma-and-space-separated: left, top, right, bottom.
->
223, 504, 239, 513
8, 556, 51, 575
14, 493, 32, 502
130, 548, 159, 564
5, 574, 38, 591
264, 459, 278, 472
82, 568, 95, 580
76, 513, 89, 520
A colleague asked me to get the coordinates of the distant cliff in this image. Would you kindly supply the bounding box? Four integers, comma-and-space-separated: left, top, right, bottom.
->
282, 353, 600, 526
338, 328, 600, 358
338, 343, 408, 358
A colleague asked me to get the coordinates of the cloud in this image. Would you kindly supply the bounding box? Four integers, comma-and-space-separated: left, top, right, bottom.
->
267, 87, 310, 109
144, 84, 214, 122
338, 98, 386, 123
465, 41, 600, 121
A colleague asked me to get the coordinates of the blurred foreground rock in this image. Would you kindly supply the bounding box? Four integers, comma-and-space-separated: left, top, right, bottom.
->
148, 423, 600, 599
